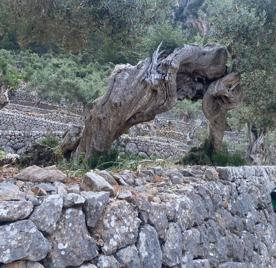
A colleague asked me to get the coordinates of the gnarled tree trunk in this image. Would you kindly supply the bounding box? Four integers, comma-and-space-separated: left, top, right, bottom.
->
202, 73, 242, 152
0, 86, 9, 109
246, 123, 269, 165
63, 44, 232, 160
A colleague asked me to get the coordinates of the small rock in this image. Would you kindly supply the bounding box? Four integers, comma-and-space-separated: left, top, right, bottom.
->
137, 224, 162, 268
117, 190, 133, 201
95, 170, 118, 186
66, 184, 80, 193
15, 165, 67, 183
0, 200, 33, 222
63, 193, 86, 208
45, 208, 98, 268
204, 167, 219, 181
170, 175, 184, 184
0, 182, 25, 201
31, 186, 47, 196
79, 264, 97, 268
97, 255, 120, 268
162, 223, 182, 267
190, 259, 211, 268
81, 191, 110, 227
53, 182, 67, 195
116, 245, 141, 268
34, 183, 56, 193
95, 200, 141, 254
0, 220, 50, 263
82, 171, 114, 195
30, 194, 63, 234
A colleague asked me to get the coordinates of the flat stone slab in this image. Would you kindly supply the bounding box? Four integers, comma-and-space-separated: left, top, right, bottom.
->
30, 194, 63, 234
15, 165, 67, 183
0, 200, 33, 222
46, 208, 98, 268
0, 220, 50, 263
0, 182, 25, 201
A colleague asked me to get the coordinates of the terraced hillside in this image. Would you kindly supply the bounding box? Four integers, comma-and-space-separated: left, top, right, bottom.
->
0, 93, 251, 162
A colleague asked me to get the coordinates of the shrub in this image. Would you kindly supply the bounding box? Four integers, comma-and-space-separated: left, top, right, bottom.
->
0, 150, 6, 160
181, 139, 247, 166
87, 149, 119, 170
39, 134, 60, 149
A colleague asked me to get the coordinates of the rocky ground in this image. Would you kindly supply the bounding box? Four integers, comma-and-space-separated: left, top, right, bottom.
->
0, 163, 275, 268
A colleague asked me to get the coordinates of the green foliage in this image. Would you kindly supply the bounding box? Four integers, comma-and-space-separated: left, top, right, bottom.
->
139, 22, 186, 57
181, 139, 246, 166
39, 134, 60, 149
0, 50, 22, 89
202, 0, 276, 133
212, 151, 246, 166
87, 149, 120, 170
172, 100, 202, 120
0, 150, 6, 160
28, 55, 113, 104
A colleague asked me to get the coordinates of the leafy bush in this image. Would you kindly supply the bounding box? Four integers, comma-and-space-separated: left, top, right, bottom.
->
39, 134, 60, 149
87, 149, 120, 170
0, 150, 6, 160
138, 22, 186, 57
181, 139, 246, 166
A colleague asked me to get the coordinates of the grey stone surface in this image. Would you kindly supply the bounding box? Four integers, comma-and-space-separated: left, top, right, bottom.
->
82, 171, 114, 195
96, 200, 141, 254
0, 182, 25, 201
162, 222, 183, 267
0, 166, 275, 267
81, 191, 110, 227
0, 220, 50, 263
137, 224, 162, 268
15, 165, 67, 182
116, 245, 141, 268
97, 255, 120, 268
0, 200, 33, 222
2, 260, 45, 268
148, 203, 169, 239
46, 208, 98, 268
3, 261, 44, 268
63, 193, 85, 207
30, 194, 63, 234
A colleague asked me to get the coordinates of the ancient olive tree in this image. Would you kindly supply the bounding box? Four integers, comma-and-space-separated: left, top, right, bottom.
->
62, 43, 241, 160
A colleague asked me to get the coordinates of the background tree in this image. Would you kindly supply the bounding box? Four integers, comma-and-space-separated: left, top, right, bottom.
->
195, 0, 276, 164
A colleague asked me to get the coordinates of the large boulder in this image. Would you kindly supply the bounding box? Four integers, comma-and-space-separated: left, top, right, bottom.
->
30, 194, 63, 235
0, 200, 33, 222
15, 165, 67, 183
162, 222, 183, 267
95, 200, 141, 254
137, 224, 162, 268
81, 191, 110, 228
0, 182, 25, 201
82, 171, 114, 196
45, 208, 98, 268
116, 245, 142, 268
0, 220, 50, 263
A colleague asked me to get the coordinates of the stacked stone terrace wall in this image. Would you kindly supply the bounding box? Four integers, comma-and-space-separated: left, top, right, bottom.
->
0, 165, 275, 267
0, 131, 63, 154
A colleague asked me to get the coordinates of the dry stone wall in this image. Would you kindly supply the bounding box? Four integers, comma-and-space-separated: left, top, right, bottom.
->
0, 165, 276, 268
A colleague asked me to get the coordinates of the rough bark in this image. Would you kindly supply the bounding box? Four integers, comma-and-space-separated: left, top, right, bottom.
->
0, 86, 9, 109
63, 44, 229, 160
246, 124, 269, 165
202, 73, 242, 152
